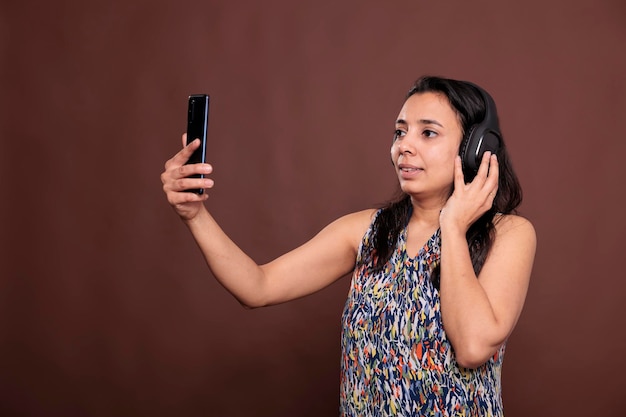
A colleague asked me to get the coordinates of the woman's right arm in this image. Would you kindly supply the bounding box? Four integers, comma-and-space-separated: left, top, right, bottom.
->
161, 136, 373, 308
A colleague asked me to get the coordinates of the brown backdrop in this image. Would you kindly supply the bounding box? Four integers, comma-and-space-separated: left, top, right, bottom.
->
2, 0, 625, 416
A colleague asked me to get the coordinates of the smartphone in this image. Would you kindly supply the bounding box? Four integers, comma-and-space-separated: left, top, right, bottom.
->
184, 94, 210, 194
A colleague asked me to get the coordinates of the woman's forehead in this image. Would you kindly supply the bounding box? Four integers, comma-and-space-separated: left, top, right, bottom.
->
397, 92, 459, 126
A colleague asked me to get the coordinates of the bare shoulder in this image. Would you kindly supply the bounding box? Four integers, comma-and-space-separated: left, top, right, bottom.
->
323, 208, 378, 247
479, 213, 536, 294
493, 213, 537, 249
335, 208, 378, 227
494, 213, 535, 234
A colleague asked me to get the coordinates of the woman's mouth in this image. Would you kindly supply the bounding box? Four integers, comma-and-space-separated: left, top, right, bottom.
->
397, 163, 424, 179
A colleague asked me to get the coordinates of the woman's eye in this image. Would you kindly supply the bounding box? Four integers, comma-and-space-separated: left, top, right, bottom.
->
393, 129, 406, 141
423, 129, 437, 138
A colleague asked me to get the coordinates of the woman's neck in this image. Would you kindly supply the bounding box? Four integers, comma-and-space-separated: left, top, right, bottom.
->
409, 196, 445, 228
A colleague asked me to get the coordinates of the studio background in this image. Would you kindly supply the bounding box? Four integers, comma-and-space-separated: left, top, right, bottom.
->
1, 1, 625, 416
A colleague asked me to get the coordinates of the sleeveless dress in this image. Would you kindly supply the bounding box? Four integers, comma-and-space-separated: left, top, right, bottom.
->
340, 210, 505, 417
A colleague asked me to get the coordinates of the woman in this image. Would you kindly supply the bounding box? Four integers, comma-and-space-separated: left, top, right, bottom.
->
161, 76, 536, 416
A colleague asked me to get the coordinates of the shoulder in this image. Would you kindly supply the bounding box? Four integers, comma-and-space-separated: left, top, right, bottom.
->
493, 213, 537, 252
494, 213, 535, 235
479, 213, 536, 288
322, 208, 379, 246
330, 208, 378, 233
337, 208, 379, 224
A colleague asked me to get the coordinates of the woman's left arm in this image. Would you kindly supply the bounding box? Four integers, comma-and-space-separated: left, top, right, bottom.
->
439, 153, 537, 369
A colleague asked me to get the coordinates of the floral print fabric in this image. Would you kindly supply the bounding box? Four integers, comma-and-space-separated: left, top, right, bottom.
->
340, 210, 505, 416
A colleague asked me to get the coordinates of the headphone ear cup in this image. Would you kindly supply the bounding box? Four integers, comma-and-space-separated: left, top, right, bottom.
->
482, 131, 501, 156
459, 125, 477, 180
459, 82, 502, 183
460, 127, 501, 183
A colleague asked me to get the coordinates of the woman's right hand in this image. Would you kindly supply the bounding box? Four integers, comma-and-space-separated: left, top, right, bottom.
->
161, 134, 214, 221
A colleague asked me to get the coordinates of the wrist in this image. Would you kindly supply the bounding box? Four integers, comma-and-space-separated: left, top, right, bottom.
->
182, 205, 210, 228
439, 220, 468, 238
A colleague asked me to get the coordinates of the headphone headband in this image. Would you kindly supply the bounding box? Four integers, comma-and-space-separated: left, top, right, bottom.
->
465, 82, 500, 133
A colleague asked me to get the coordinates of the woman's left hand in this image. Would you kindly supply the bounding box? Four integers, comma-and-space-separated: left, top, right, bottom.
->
439, 151, 499, 234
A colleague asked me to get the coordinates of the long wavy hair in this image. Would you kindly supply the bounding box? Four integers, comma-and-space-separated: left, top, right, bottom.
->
371, 76, 523, 287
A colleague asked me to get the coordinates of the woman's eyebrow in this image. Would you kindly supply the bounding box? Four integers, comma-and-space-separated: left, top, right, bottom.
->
419, 118, 443, 127
395, 118, 443, 127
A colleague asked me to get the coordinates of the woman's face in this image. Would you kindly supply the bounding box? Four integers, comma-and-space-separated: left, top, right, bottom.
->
391, 92, 464, 204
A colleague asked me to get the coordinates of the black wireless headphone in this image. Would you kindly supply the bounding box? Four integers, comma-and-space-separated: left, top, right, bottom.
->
459, 82, 502, 182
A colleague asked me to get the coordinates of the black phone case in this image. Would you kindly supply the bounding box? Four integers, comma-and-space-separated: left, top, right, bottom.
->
185, 94, 210, 194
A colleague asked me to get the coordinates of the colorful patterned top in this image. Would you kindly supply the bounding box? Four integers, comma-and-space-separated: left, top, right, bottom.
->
340, 210, 505, 416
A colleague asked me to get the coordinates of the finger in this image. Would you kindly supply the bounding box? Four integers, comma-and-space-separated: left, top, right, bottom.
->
453, 155, 465, 189
173, 164, 214, 187
169, 138, 201, 167
483, 155, 499, 205
483, 155, 499, 196
162, 159, 213, 188
165, 140, 200, 171
180, 133, 202, 150
486, 153, 499, 192
474, 151, 492, 185
168, 188, 210, 205
167, 176, 214, 193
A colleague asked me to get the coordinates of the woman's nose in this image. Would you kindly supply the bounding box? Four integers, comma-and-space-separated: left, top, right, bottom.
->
397, 137, 415, 154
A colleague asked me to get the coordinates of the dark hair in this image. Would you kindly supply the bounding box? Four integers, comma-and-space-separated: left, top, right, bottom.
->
372, 76, 522, 286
